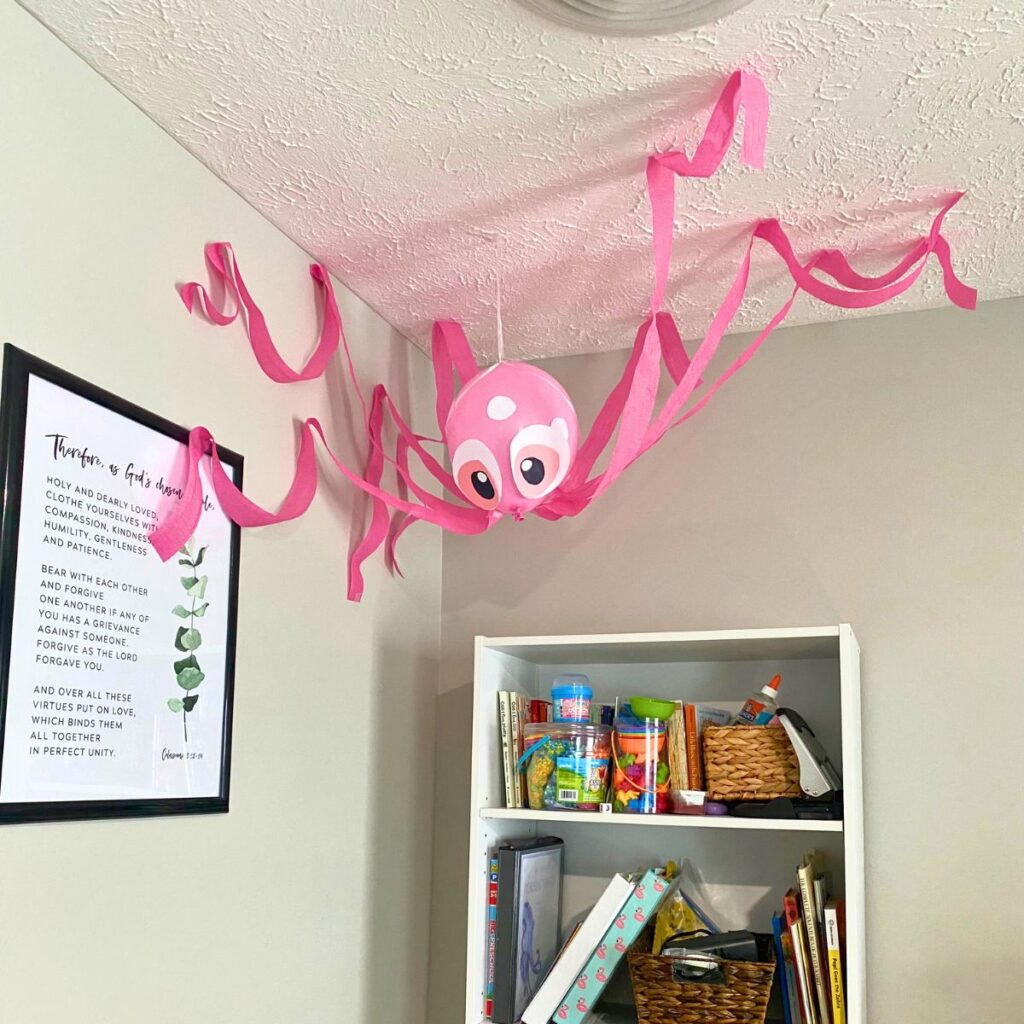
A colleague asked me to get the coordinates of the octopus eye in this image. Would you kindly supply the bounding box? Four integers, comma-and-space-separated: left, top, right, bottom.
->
451, 439, 501, 511
519, 457, 546, 486
510, 421, 571, 501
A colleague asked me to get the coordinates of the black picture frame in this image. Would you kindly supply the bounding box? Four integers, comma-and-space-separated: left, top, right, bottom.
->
0, 345, 242, 824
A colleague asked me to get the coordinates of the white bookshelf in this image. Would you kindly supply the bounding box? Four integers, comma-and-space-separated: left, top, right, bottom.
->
464, 626, 865, 1024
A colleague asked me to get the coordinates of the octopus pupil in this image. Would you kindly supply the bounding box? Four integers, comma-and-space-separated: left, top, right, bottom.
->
471, 470, 495, 500
521, 458, 545, 485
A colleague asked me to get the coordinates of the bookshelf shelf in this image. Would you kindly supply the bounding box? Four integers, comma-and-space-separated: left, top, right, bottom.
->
480, 807, 844, 833
465, 625, 864, 1024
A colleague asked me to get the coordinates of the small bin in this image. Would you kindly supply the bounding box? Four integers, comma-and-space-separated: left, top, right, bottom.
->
628, 931, 776, 1024
702, 724, 801, 801
521, 722, 611, 811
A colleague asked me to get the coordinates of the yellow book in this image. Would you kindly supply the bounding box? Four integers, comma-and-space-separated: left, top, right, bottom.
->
824, 899, 846, 1024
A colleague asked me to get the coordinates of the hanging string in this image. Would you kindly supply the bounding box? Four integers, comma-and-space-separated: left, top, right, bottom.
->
495, 264, 504, 365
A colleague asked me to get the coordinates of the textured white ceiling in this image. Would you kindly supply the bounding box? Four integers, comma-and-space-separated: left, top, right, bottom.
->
18, 0, 1024, 360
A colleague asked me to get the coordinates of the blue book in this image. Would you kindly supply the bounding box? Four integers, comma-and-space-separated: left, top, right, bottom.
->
772, 912, 796, 1024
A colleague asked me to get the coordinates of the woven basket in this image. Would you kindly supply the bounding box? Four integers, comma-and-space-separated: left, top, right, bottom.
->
702, 724, 801, 801
628, 938, 775, 1024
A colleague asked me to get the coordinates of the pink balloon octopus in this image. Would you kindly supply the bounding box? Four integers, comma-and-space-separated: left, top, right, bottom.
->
150, 70, 977, 601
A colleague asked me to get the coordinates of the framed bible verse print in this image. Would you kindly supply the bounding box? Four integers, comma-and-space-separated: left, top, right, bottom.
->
0, 345, 242, 823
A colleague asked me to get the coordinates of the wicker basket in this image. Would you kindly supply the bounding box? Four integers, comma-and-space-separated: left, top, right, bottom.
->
702, 724, 801, 801
628, 935, 775, 1024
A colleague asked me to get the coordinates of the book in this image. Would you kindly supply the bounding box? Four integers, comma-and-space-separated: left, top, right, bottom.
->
824, 899, 846, 1024
554, 868, 676, 1024
784, 888, 816, 1024
498, 692, 515, 808
780, 929, 803, 1024
509, 692, 523, 809
484, 854, 499, 1018
798, 852, 832, 1024
521, 873, 637, 1024
515, 693, 528, 806
772, 912, 797, 1024
492, 837, 564, 1024
683, 703, 733, 789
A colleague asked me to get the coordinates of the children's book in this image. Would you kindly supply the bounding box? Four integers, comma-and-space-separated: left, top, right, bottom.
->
484, 854, 499, 1018
553, 868, 676, 1024
784, 888, 816, 1024
798, 852, 831, 1024
772, 912, 796, 1024
824, 899, 846, 1024
499, 692, 514, 808
492, 838, 564, 1024
683, 703, 732, 789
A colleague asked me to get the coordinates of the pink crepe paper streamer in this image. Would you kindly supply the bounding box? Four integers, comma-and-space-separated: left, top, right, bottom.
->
152, 68, 977, 598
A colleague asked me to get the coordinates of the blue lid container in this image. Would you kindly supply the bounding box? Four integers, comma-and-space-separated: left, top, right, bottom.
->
551, 674, 593, 723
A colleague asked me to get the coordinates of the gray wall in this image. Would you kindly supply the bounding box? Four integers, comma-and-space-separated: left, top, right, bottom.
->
0, 8, 440, 1023
429, 296, 1024, 1024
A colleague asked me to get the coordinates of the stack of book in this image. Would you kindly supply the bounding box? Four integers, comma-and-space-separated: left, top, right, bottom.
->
497, 691, 529, 808
772, 851, 846, 1024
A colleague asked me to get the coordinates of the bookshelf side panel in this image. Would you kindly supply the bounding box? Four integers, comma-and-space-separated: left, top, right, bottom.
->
840, 625, 866, 1024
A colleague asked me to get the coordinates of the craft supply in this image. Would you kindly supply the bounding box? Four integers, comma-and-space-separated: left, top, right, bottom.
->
551, 674, 593, 723
492, 837, 564, 1024
671, 789, 706, 815
629, 696, 677, 721
612, 704, 671, 814
520, 722, 611, 811
734, 674, 782, 725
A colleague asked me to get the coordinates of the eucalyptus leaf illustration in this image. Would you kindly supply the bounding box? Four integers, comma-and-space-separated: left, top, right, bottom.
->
168, 539, 212, 743
174, 627, 202, 651
176, 666, 205, 691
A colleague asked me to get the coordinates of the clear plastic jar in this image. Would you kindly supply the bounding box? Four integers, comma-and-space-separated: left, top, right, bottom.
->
521, 721, 612, 811
611, 706, 671, 814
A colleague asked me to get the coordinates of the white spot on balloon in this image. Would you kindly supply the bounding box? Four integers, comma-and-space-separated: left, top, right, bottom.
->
487, 395, 516, 421
553, 417, 568, 437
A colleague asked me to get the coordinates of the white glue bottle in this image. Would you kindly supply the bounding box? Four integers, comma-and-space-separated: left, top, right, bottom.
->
734, 674, 782, 726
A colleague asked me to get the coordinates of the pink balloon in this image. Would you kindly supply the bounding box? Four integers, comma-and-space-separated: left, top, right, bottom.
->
444, 362, 579, 518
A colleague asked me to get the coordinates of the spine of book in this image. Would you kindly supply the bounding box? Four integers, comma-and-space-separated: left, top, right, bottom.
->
509, 693, 522, 809
684, 704, 701, 789
781, 930, 803, 1024
824, 900, 846, 1024
772, 913, 795, 1024
499, 692, 514, 808
784, 889, 816, 1024
516, 693, 528, 807
484, 854, 499, 1018
798, 857, 832, 1024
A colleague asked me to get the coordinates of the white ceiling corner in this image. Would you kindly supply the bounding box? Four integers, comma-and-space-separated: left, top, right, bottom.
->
18, 0, 1024, 361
